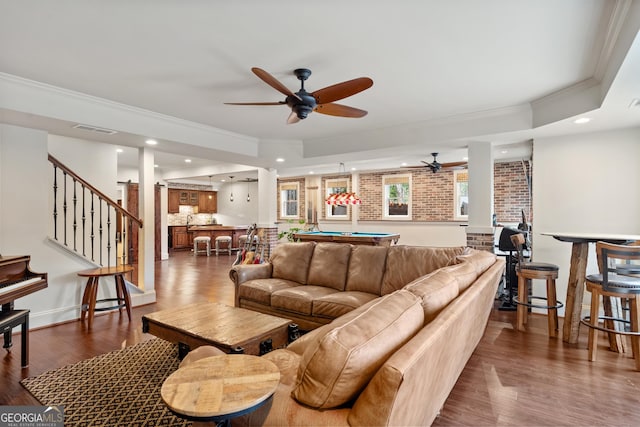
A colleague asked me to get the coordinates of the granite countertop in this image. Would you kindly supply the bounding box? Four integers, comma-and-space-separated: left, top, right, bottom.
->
186, 225, 249, 231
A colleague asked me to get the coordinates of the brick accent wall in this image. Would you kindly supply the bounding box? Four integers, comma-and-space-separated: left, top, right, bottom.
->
257, 226, 278, 261
359, 170, 455, 221
494, 161, 532, 223
466, 232, 496, 252
279, 160, 531, 223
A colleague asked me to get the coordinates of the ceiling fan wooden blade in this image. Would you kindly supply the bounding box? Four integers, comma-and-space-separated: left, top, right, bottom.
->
287, 111, 301, 124
314, 103, 368, 118
441, 161, 468, 169
312, 77, 373, 104
251, 67, 301, 100
224, 102, 285, 105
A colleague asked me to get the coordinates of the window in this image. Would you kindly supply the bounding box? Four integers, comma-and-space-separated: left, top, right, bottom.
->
454, 170, 469, 220
383, 174, 411, 219
325, 178, 349, 219
280, 182, 299, 218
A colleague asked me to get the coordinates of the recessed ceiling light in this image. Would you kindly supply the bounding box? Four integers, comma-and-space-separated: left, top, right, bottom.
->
463, 157, 468, 161
276, 158, 285, 162
185, 159, 192, 163
574, 117, 591, 124
116, 148, 123, 153
351, 167, 357, 171
501, 150, 508, 154
401, 162, 408, 166
221, 179, 226, 182
145, 139, 158, 145
309, 171, 314, 175
154, 164, 158, 168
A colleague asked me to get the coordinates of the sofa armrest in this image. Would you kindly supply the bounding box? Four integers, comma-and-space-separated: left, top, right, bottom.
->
229, 263, 273, 286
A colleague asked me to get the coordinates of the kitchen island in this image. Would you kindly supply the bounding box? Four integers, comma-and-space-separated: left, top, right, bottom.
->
170, 225, 249, 250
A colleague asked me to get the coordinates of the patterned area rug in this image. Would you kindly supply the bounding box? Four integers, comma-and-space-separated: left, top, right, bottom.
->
21, 339, 191, 426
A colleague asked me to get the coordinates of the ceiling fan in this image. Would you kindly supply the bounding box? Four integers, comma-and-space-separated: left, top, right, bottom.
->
403, 153, 468, 173
225, 67, 373, 124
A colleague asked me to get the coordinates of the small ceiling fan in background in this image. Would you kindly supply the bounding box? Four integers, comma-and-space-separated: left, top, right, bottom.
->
403, 153, 468, 173
225, 67, 373, 124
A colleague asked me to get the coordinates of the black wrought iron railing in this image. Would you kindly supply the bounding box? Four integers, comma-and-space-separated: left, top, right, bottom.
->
48, 154, 143, 268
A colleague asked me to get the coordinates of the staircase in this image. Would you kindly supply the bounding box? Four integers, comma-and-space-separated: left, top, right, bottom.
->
48, 154, 143, 282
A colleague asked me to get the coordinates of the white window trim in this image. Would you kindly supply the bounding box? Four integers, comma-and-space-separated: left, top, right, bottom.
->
280, 182, 300, 219
454, 169, 469, 221
383, 173, 412, 220
325, 178, 350, 220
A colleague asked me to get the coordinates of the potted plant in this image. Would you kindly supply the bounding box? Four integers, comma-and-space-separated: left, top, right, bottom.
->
278, 219, 308, 242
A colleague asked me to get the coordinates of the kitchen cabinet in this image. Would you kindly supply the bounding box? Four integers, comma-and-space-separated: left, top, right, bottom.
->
198, 191, 217, 213
171, 226, 193, 249
168, 189, 181, 213
177, 191, 199, 206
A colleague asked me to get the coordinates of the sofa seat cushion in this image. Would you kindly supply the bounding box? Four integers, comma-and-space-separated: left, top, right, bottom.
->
271, 286, 340, 315
237, 278, 300, 305
292, 289, 424, 409
307, 243, 352, 291
381, 246, 465, 295
312, 291, 379, 319
345, 246, 388, 295
271, 242, 316, 284
404, 269, 460, 323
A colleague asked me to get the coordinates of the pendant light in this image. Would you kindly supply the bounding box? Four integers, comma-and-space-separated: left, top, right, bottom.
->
325, 163, 362, 205
247, 179, 251, 203
229, 176, 234, 202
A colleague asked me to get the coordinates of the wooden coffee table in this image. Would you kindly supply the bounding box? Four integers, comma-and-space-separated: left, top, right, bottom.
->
161, 354, 279, 426
142, 302, 293, 358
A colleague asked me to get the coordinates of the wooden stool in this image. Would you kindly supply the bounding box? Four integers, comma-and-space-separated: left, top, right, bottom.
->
215, 236, 232, 256
77, 265, 134, 329
510, 233, 563, 337
193, 236, 211, 256
581, 241, 640, 370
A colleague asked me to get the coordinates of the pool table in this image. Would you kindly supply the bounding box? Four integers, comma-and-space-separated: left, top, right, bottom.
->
292, 231, 400, 246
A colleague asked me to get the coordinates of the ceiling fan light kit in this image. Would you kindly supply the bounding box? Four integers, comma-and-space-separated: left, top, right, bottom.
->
225, 67, 373, 124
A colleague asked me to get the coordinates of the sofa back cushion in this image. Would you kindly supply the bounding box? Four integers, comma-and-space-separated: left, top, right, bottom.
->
456, 248, 497, 276
345, 245, 389, 295
306, 243, 352, 291
404, 269, 460, 323
381, 246, 465, 295
292, 289, 424, 409
271, 242, 316, 284
444, 260, 478, 292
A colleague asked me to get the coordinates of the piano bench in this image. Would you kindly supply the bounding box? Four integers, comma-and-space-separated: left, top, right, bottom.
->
1, 309, 29, 368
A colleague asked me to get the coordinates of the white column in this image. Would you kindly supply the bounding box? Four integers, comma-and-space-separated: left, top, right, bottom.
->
138, 147, 155, 291
351, 172, 359, 229
257, 168, 277, 228
467, 141, 494, 233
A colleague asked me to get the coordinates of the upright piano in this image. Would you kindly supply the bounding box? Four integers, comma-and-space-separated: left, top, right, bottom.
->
0, 255, 48, 367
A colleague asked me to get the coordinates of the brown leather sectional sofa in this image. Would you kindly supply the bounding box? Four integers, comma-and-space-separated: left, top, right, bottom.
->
230, 241, 469, 330
216, 241, 505, 425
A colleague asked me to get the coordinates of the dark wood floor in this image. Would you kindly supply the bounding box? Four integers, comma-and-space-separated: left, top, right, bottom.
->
3, 250, 640, 425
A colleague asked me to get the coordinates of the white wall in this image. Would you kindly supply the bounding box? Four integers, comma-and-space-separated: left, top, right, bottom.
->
215, 181, 260, 226
0, 125, 96, 328
532, 127, 640, 316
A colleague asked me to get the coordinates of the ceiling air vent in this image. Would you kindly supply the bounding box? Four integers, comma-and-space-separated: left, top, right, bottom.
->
72, 124, 118, 135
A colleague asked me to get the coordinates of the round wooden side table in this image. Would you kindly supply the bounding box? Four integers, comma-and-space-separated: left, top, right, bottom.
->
161, 354, 280, 426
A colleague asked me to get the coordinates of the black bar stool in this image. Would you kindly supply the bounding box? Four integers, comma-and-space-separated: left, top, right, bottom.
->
511, 233, 563, 337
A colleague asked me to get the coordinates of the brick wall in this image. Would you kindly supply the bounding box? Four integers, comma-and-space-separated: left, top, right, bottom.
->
279, 160, 531, 223
494, 161, 531, 223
